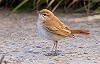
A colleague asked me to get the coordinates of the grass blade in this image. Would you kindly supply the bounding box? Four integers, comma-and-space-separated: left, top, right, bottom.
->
8, 0, 29, 15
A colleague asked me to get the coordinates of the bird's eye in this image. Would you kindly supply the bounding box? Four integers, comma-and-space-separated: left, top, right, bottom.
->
43, 14, 47, 16
42, 13, 48, 16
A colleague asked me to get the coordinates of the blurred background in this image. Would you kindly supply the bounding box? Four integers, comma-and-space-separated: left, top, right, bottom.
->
0, 0, 100, 15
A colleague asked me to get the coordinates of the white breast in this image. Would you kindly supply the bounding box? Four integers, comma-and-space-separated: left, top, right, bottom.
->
37, 18, 48, 37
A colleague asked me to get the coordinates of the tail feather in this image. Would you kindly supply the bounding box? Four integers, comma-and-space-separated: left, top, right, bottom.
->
71, 29, 90, 35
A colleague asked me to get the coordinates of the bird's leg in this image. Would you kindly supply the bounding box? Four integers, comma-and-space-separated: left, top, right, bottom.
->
55, 41, 58, 52
52, 41, 58, 54
45, 41, 58, 56
52, 41, 55, 52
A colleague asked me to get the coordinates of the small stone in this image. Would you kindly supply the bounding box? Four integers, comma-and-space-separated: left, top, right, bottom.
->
36, 46, 41, 48
84, 52, 88, 54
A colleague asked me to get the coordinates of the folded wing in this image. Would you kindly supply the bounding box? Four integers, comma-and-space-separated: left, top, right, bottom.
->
43, 16, 71, 36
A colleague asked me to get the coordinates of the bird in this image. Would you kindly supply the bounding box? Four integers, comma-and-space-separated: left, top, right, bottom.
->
37, 9, 90, 55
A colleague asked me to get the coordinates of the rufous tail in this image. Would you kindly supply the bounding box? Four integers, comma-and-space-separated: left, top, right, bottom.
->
71, 29, 90, 35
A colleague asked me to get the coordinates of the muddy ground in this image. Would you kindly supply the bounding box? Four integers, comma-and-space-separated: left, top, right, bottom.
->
0, 9, 100, 64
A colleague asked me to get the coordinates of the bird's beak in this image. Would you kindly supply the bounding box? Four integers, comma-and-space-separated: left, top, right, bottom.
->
36, 11, 40, 14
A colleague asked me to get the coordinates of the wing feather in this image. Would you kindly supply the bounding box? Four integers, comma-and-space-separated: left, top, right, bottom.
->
43, 17, 71, 36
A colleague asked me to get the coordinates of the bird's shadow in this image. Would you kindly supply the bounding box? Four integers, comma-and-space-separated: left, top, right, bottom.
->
44, 50, 62, 56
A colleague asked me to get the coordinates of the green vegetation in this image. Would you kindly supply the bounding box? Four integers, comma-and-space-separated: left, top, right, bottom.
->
0, 0, 100, 15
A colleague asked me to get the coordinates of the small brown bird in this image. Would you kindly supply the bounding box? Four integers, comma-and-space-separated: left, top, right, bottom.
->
37, 9, 90, 55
